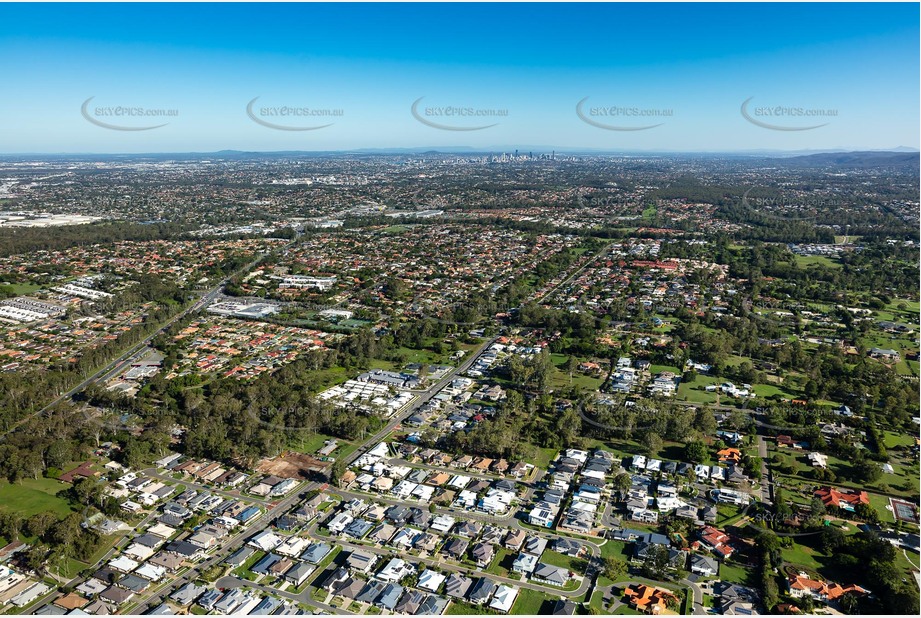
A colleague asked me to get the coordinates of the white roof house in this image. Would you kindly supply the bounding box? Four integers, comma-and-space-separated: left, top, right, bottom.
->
326, 512, 354, 534
430, 514, 456, 533
109, 556, 140, 573
418, 569, 447, 592
377, 558, 414, 582
656, 496, 685, 512
136, 563, 167, 582
489, 585, 519, 613
247, 530, 282, 551
512, 553, 538, 574
808, 452, 828, 469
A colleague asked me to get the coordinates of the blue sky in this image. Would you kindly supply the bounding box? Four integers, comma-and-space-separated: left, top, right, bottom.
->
0, 2, 917, 153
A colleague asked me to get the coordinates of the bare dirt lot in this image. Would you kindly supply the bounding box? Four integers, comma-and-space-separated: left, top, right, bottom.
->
257, 451, 329, 479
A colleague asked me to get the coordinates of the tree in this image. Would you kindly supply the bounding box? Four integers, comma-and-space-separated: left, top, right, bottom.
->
665, 593, 681, 612
555, 408, 582, 448
685, 440, 708, 463
49, 513, 82, 551
643, 431, 663, 457
26, 512, 57, 539
612, 473, 632, 499
693, 407, 717, 436
22, 543, 48, 574
640, 544, 672, 580
329, 459, 347, 486
806, 496, 827, 527
855, 459, 881, 483
854, 502, 879, 523
0, 511, 22, 541
819, 526, 846, 554
564, 356, 579, 383
603, 556, 627, 581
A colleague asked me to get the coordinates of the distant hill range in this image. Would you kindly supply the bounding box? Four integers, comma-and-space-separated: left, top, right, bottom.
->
1, 148, 918, 167
775, 150, 920, 169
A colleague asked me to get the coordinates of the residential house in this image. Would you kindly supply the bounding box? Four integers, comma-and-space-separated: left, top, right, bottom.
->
532, 563, 570, 587
623, 583, 678, 615
445, 573, 473, 599
489, 585, 519, 613
468, 578, 497, 605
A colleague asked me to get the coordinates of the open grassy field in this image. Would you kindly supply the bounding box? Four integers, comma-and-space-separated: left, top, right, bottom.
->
781, 542, 824, 570
485, 547, 512, 577
549, 353, 606, 390
289, 432, 355, 461
717, 561, 753, 586
882, 430, 918, 450
445, 601, 490, 615
677, 375, 720, 403
0, 282, 43, 296
752, 383, 798, 399
538, 549, 582, 572
793, 255, 841, 269
0, 477, 74, 519
510, 588, 555, 614
600, 539, 631, 560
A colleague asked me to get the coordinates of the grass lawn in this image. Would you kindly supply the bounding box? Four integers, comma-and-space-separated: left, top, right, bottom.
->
894, 544, 919, 576
0, 477, 75, 519
369, 359, 400, 372
867, 493, 896, 523
532, 447, 559, 471
677, 376, 720, 404
485, 547, 512, 577
781, 542, 824, 570
650, 364, 681, 375
600, 540, 631, 561
0, 282, 43, 296
715, 505, 746, 527
538, 550, 581, 572
511, 588, 553, 614
445, 601, 490, 615
613, 605, 643, 614
717, 561, 753, 586
590, 590, 607, 612
289, 432, 354, 460
793, 255, 840, 269
304, 366, 350, 392
233, 549, 266, 579
882, 430, 918, 450
752, 383, 798, 399
550, 369, 605, 391
307, 546, 342, 584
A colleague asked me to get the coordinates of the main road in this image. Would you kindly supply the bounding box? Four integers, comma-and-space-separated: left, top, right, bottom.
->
342, 335, 499, 467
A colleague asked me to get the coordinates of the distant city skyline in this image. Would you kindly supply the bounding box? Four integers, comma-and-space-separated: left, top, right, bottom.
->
0, 2, 917, 153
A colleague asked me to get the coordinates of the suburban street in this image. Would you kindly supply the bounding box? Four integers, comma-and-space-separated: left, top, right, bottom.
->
86, 335, 501, 614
